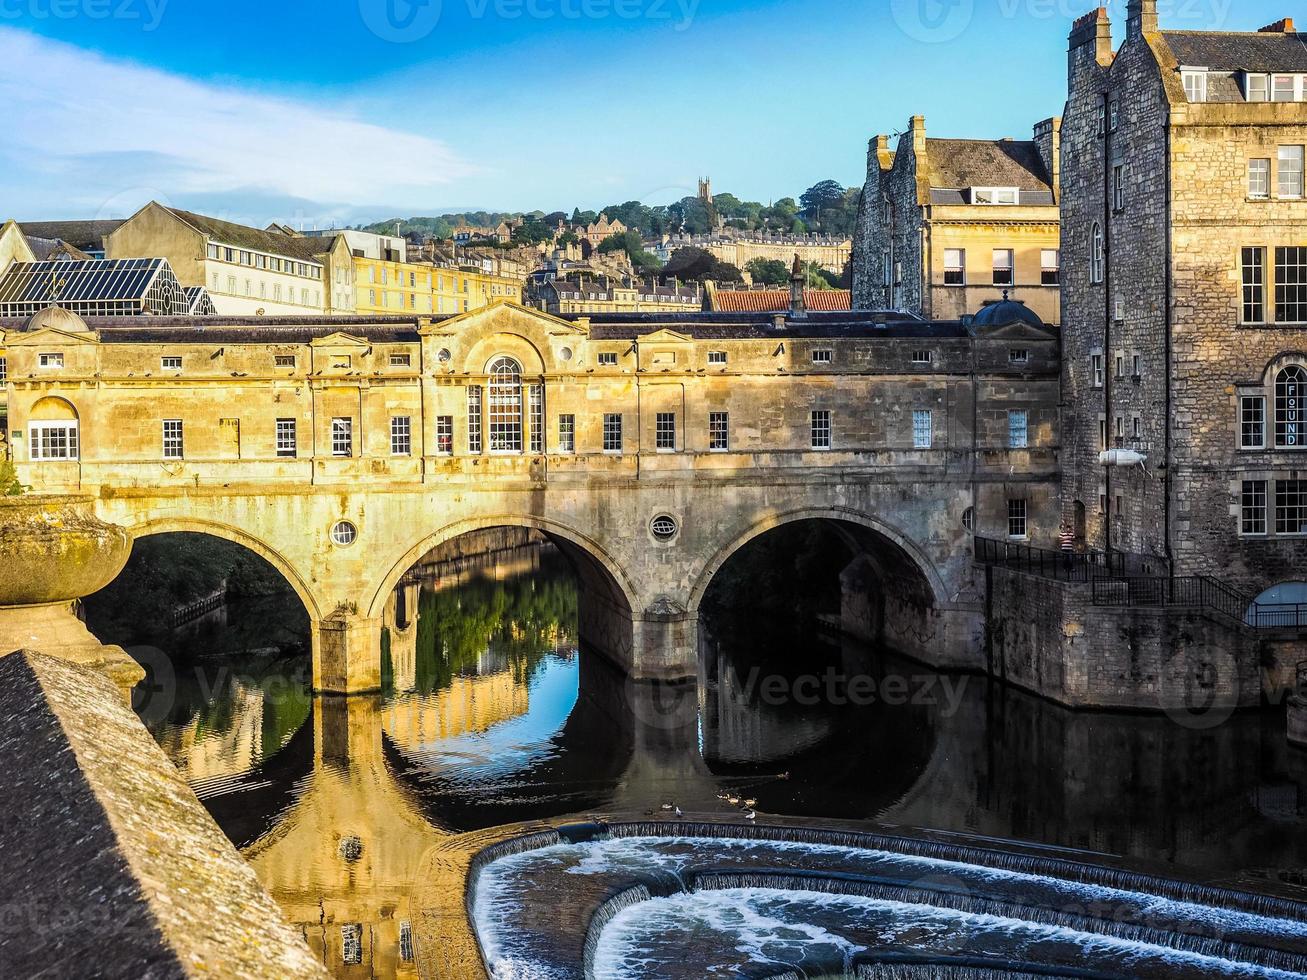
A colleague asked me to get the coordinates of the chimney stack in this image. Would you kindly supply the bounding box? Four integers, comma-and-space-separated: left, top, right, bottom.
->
1260, 18, 1295, 33
1069, 7, 1113, 67
1127, 0, 1157, 39
789, 253, 807, 319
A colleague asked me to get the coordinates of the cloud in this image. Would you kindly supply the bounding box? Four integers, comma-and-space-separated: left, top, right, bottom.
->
0, 27, 478, 218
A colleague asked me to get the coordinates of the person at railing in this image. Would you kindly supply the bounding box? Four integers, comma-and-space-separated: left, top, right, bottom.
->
1059, 521, 1076, 576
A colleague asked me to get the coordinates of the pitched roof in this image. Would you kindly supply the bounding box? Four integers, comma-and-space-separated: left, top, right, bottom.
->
924, 139, 1052, 193
16, 220, 123, 252
709, 289, 851, 313
1161, 30, 1307, 73
163, 208, 333, 263
23, 237, 93, 262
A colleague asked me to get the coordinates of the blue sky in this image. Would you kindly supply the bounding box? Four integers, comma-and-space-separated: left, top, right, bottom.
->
0, 0, 1274, 227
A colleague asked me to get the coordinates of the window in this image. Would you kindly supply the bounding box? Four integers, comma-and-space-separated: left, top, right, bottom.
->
389, 352, 411, 367
992, 249, 1014, 286
1241, 395, 1267, 449
558, 414, 575, 453
603, 413, 623, 453
1099, 418, 1108, 450
1009, 348, 1030, 365
1091, 224, 1104, 284
28, 420, 78, 460
1009, 410, 1029, 449
1249, 159, 1271, 199
1276, 365, 1306, 447
342, 924, 362, 966
1280, 146, 1305, 198
160, 356, 182, 370
275, 418, 297, 458
332, 355, 351, 370
162, 419, 184, 460
811, 410, 831, 450
1091, 353, 1104, 388
1247, 73, 1270, 102
973, 187, 1019, 205
708, 351, 727, 365
275, 354, 295, 368
331, 417, 353, 457
38, 352, 64, 369
433, 415, 453, 455
1274, 74, 1299, 102
1182, 70, 1207, 103
1276, 479, 1307, 535
390, 416, 412, 456
911, 350, 933, 366
1242, 480, 1268, 535
1132, 416, 1142, 440
529, 384, 544, 453
656, 412, 677, 451
709, 412, 729, 451
812, 349, 833, 365
1276, 247, 1307, 322
912, 410, 933, 449
944, 249, 966, 285
400, 921, 413, 963
0, 357, 8, 382
1242, 247, 1266, 323
1112, 165, 1125, 211
1109, 99, 1120, 131
1041, 249, 1060, 286
597, 352, 619, 366
1132, 353, 1142, 378
1115, 352, 1125, 379
467, 386, 483, 453
488, 356, 523, 453
1007, 499, 1028, 539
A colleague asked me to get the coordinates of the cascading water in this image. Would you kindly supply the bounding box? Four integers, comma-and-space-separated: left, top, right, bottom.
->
469, 823, 1307, 980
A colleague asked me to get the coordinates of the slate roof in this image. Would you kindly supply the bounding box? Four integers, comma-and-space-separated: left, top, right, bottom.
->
23, 236, 92, 261
710, 289, 852, 313
925, 139, 1053, 194
16, 220, 122, 252
165, 207, 335, 264
1161, 30, 1307, 73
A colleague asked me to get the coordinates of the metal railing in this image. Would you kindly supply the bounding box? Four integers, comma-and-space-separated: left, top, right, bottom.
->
974, 537, 1169, 583
1090, 576, 1307, 632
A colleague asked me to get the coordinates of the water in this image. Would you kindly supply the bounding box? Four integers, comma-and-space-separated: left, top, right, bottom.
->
96, 543, 1307, 978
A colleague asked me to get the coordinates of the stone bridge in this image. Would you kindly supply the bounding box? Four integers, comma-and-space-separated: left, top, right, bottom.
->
5, 301, 1061, 692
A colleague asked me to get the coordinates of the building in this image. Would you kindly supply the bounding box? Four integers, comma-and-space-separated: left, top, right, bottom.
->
705, 283, 852, 313
1059, 1, 1307, 600
578, 213, 628, 248
106, 203, 355, 316
538, 276, 701, 315
303, 229, 406, 263
852, 116, 1062, 325
660, 233, 853, 277
352, 257, 523, 315
15, 220, 123, 259
0, 258, 211, 318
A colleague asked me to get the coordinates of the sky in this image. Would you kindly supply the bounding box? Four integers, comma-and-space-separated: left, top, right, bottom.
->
0, 0, 1283, 228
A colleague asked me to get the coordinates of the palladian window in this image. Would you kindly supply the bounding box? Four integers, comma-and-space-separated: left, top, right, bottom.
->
488, 356, 524, 453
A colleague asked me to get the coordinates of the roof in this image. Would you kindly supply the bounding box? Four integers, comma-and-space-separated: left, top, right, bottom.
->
709, 289, 852, 313
23, 236, 92, 262
0, 259, 184, 315
16, 220, 122, 252
1161, 30, 1307, 73
925, 138, 1053, 194
163, 208, 335, 264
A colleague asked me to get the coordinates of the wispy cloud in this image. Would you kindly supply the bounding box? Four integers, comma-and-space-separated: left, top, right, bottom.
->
0, 27, 478, 221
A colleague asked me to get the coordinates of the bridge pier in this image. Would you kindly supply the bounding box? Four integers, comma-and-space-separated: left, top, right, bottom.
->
316, 613, 384, 695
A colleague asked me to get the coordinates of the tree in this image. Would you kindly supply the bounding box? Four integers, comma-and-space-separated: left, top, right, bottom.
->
803, 262, 840, 289
800, 180, 847, 226
571, 208, 598, 227
510, 217, 555, 246
661, 247, 742, 283
557, 230, 579, 247
598, 230, 661, 271
746, 258, 790, 286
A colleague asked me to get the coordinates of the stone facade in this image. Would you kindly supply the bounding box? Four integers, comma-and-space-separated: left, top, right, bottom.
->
852, 116, 1062, 326
1060, 2, 1307, 601
2, 301, 1060, 693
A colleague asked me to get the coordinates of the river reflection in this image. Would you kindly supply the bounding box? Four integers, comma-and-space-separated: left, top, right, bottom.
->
118, 543, 1307, 978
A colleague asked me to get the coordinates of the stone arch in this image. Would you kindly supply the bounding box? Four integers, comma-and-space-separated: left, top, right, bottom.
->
127, 517, 324, 623
365, 514, 638, 623
688, 506, 950, 615
29, 395, 80, 420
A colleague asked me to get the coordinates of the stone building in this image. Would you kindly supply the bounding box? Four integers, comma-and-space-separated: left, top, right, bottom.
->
852, 115, 1062, 326
538, 276, 701, 315
1059, 1, 1307, 600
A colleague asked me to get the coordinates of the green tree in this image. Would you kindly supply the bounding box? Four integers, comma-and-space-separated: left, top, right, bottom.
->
510, 217, 556, 246
746, 258, 790, 286
598, 230, 661, 270
661, 247, 742, 283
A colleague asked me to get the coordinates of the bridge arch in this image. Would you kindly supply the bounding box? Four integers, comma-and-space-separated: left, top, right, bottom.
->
127, 517, 324, 623
365, 514, 638, 623
689, 506, 950, 615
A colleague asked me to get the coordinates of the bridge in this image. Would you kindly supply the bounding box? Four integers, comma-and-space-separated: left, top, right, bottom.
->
3, 300, 1060, 693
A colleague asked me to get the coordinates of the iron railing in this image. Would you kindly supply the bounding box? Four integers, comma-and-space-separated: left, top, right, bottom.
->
1090, 576, 1307, 632
974, 537, 1169, 583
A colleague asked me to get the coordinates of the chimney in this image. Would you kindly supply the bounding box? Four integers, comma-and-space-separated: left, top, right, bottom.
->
1033, 117, 1062, 200
789, 253, 807, 319
1127, 0, 1157, 39
1069, 7, 1113, 68
909, 114, 927, 159
1260, 18, 1295, 33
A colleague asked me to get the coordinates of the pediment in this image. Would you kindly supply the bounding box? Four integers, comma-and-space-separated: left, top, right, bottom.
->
7, 327, 99, 346
973, 320, 1056, 341
309, 332, 371, 349
639, 329, 693, 345
421, 300, 588, 339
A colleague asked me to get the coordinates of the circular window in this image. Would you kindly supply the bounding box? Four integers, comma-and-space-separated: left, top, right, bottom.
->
962, 507, 975, 533
436, 348, 452, 363
650, 515, 679, 542
331, 521, 358, 547
559, 346, 574, 362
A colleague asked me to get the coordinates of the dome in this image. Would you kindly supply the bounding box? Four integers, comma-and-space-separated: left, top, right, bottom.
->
23, 305, 89, 333
971, 291, 1044, 329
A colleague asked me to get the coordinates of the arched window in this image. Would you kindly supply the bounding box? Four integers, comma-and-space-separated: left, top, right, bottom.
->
28, 396, 80, 461
1276, 364, 1306, 448
1090, 223, 1104, 284
487, 356, 523, 453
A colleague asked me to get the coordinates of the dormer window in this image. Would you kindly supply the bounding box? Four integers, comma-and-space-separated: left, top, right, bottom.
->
1246, 73, 1270, 102
972, 187, 1019, 206
1273, 74, 1305, 102
1182, 69, 1207, 103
